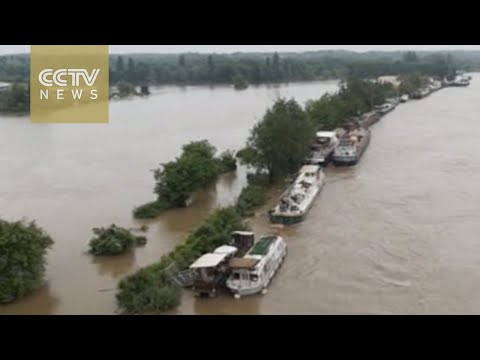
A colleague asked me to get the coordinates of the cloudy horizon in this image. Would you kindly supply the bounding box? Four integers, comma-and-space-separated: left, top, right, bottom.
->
1, 45, 480, 55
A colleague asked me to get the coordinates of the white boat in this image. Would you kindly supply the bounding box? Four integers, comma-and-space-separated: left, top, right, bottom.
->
306, 131, 340, 165
412, 88, 431, 99
444, 76, 470, 87
428, 81, 442, 92
400, 94, 409, 103
386, 97, 400, 106
269, 165, 325, 225
226, 234, 287, 299
375, 102, 396, 115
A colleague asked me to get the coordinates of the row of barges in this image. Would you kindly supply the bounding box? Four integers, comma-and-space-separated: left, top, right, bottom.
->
182, 74, 472, 300
269, 74, 472, 225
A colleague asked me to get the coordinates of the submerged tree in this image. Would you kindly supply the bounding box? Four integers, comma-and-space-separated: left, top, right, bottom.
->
154, 140, 220, 207
88, 225, 147, 256
134, 140, 233, 219
232, 73, 249, 90
0, 219, 53, 303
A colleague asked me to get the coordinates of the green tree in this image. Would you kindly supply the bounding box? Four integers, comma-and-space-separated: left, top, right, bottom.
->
208, 55, 215, 77
0, 219, 53, 303
179, 54, 186, 67
232, 73, 249, 90
116, 56, 125, 74
88, 225, 146, 256
116, 81, 135, 97
272, 52, 281, 79
127, 58, 136, 83
403, 51, 418, 62
134, 141, 238, 219
398, 74, 428, 95
154, 140, 220, 207
1, 83, 29, 112
306, 78, 395, 130
265, 57, 272, 82
241, 99, 313, 181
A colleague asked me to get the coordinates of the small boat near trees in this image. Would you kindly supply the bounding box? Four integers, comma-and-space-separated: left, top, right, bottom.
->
411, 88, 431, 99
226, 234, 287, 299
375, 102, 396, 115
305, 131, 340, 165
269, 165, 325, 225
189, 232, 255, 297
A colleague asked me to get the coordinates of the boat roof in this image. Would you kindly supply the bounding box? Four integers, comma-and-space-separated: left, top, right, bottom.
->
214, 246, 238, 256
231, 231, 254, 236
189, 253, 228, 269
316, 131, 336, 138
300, 165, 320, 173
229, 258, 260, 269
247, 236, 278, 256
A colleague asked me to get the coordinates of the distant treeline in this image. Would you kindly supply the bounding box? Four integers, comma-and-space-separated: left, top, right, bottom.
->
0, 84, 29, 113
2, 50, 479, 88
0, 50, 476, 113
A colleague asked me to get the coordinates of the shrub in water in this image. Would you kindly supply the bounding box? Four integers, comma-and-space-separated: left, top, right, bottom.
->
89, 225, 146, 256
0, 219, 53, 303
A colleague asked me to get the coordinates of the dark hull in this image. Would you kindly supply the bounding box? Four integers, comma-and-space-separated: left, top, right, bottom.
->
269, 212, 306, 225
359, 113, 382, 129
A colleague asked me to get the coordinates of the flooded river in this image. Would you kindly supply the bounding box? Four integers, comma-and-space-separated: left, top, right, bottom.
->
1, 77, 480, 314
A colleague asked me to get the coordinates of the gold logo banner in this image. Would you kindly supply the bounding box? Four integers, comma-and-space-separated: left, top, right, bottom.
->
30, 45, 109, 123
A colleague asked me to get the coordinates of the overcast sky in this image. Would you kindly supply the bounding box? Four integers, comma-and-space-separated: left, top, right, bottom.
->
2, 45, 480, 55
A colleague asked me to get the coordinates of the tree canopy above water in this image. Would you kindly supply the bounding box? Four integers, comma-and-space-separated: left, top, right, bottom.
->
238, 99, 314, 181
0, 219, 53, 304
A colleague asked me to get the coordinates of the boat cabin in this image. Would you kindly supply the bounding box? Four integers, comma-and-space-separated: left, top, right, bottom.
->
315, 131, 337, 144
228, 236, 275, 289
229, 257, 261, 284
189, 246, 238, 297
230, 231, 255, 256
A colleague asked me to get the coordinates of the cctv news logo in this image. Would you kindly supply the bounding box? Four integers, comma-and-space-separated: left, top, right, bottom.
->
30, 45, 109, 124
38, 69, 101, 100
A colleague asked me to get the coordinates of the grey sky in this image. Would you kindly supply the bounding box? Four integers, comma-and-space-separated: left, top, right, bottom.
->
2, 45, 480, 55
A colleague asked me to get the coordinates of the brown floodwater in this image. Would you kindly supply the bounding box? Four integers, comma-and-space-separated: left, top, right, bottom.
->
1, 77, 480, 315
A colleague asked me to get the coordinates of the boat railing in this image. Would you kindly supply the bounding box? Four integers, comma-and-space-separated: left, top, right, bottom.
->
165, 262, 194, 288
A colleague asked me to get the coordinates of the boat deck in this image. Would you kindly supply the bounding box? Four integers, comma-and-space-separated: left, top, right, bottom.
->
248, 236, 276, 256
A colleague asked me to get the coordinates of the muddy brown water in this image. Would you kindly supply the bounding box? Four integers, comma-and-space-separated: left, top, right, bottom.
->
1, 77, 480, 315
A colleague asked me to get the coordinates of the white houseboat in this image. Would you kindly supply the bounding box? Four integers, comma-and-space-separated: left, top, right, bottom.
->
226, 234, 287, 299
269, 165, 325, 225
